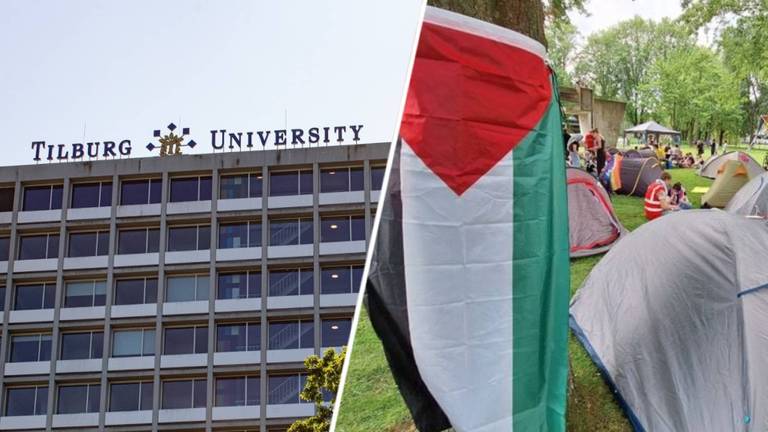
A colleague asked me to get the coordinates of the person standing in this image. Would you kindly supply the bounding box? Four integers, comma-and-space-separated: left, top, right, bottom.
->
709, 138, 716, 156
595, 128, 606, 175
696, 140, 704, 158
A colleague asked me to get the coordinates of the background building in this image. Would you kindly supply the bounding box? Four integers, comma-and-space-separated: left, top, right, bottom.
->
0, 142, 388, 431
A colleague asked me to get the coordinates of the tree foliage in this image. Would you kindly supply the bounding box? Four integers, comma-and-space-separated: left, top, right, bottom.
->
545, 20, 578, 86
288, 348, 346, 432
572, 17, 695, 125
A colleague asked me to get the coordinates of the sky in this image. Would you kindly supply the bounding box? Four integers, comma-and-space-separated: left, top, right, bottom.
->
0, 0, 425, 167
569, 0, 714, 45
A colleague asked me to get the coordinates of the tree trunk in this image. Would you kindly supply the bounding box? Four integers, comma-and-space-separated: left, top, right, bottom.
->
427, 0, 547, 47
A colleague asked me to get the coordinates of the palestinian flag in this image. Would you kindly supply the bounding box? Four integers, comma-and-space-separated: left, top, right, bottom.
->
364, 7, 570, 432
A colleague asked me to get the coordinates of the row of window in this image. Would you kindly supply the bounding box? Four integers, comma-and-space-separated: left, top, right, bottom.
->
8, 319, 350, 362
2, 215, 365, 261
2, 265, 361, 310
4, 166, 386, 212
5, 374, 320, 416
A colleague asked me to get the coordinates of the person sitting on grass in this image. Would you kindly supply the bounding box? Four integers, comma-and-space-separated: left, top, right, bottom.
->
644, 171, 679, 221
669, 182, 692, 210
680, 152, 696, 168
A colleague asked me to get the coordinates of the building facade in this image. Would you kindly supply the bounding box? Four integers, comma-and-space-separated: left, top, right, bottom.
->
0, 142, 388, 431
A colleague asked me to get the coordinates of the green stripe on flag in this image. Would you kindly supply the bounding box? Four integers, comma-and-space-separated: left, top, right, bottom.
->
512, 84, 570, 431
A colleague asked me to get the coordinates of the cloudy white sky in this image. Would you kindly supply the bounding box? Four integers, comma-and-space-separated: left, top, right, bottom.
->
569, 0, 715, 45
0, 1, 424, 167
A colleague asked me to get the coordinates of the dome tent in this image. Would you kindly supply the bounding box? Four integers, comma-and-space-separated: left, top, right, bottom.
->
567, 168, 627, 257
570, 210, 768, 432
726, 171, 768, 217
610, 156, 663, 197
698, 151, 764, 179
701, 159, 753, 208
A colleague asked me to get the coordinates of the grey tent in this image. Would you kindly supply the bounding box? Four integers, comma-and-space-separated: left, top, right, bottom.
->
622, 149, 642, 158
698, 151, 764, 179
567, 168, 627, 257
726, 171, 768, 217
611, 156, 663, 197
623, 121, 681, 144
570, 210, 768, 432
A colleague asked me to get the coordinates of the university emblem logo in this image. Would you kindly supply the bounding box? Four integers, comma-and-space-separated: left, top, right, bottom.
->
146, 123, 197, 156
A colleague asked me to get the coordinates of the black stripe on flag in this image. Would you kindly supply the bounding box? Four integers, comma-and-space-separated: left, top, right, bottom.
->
364, 140, 452, 432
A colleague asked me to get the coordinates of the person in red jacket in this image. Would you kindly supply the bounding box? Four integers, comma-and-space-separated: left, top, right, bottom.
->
644, 171, 678, 220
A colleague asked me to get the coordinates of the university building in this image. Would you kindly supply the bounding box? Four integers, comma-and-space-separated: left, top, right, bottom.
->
0, 142, 387, 431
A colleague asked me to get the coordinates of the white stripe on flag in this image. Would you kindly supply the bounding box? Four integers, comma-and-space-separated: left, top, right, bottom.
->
400, 141, 514, 432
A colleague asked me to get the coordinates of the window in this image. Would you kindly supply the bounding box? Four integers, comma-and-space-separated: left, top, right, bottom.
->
167, 225, 210, 252
320, 166, 364, 193
321, 265, 364, 294
114, 278, 157, 305
371, 165, 386, 191
216, 376, 260, 407
112, 329, 155, 357
9, 334, 51, 362
269, 218, 313, 246
163, 326, 208, 355
109, 382, 153, 412
268, 374, 309, 405
18, 233, 59, 260
220, 173, 262, 199
320, 215, 365, 242
14, 283, 55, 310
269, 269, 313, 297
120, 178, 161, 205
57, 384, 100, 414
5, 386, 48, 416
322, 319, 352, 347
0, 188, 14, 212
22, 184, 62, 211
65, 280, 106, 308
0, 237, 9, 261
216, 323, 260, 352
268, 321, 313, 350
71, 182, 112, 208
117, 228, 159, 254
166, 275, 209, 302
269, 169, 312, 196
218, 221, 261, 248
68, 231, 109, 257
170, 176, 212, 202
61, 331, 103, 360
0, 286, 5, 306
161, 379, 206, 409
217, 272, 260, 300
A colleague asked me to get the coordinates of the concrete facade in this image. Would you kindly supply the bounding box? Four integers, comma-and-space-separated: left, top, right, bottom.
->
0, 143, 388, 431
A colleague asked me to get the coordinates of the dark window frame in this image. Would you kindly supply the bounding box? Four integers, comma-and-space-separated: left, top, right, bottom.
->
160, 378, 207, 409
64, 280, 107, 308
267, 320, 314, 350
21, 184, 63, 211
268, 217, 313, 246
165, 274, 210, 303
67, 230, 110, 257
268, 268, 313, 297
56, 383, 100, 414
60, 330, 103, 360
117, 227, 160, 255
5, 385, 48, 416
162, 325, 208, 355
108, 381, 153, 412
218, 221, 261, 249
216, 322, 260, 352
13, 282, 55, 311
169, 175, 213, 203
214, 376, 260, 407
70, 181, 112, 209
9, 333, 52, 362
167, 225, 211, 252
219, 172, 263, 199
268, 169, 313, 197
119, 178, 162, 206
113, 277, 157, 306
217, 271, 261, 300
321, 265, 364, 294
111, 328, 155, 358
17, 233, 59, 260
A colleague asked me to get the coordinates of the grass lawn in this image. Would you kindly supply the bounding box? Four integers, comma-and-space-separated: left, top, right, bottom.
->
335, 164, 724, 432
